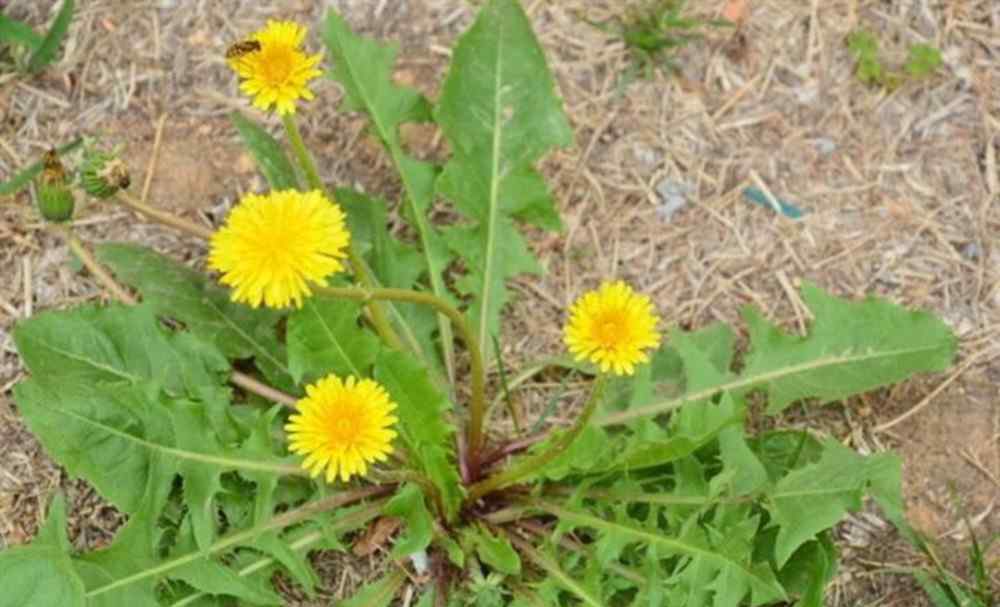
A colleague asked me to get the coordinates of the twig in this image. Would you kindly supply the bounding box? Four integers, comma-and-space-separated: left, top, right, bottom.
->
116, 191, 214, 240
59, 225, 137, 304
141, 113, 169, 204
230, 373, 297, 407
874, 345, 1000, 433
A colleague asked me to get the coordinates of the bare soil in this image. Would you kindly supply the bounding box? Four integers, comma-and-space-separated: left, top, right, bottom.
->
1, 1, 997, 605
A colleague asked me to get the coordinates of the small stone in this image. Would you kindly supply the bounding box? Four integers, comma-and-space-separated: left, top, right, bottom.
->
814, 137, 837, 155
960, 242, 980, 261
633, 144, 659, 168
655, 179, 694, 222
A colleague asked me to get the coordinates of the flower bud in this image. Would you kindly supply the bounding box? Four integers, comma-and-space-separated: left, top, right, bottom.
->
35, 149, 75, 223
80, 148, 130, 199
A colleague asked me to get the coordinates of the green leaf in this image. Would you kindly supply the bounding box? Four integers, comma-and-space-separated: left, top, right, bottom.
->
0, 138, 82, 197
12, 312, 293, 530
466, 525, 521, 575
84, 500, 381, 603
74, 456, 174, 607
539, 501, 787, 605
517, 541, 604, 607
323, 10, 456, 378
0, 15, 43, 50
383, 484, 433, 558
337, 570, 405, 607
375, 351, 463, 519
575, 394, 739, 477
229, 111, 299, 190
741, 283, 957, 414
169, 519, 283, 605
15, 378, 294, 525
776, 535, 837, 607
287, 298, 380, 383
0, 494, 86, 607
251, 531, 319, 595
14, 303, 228, 397
435, 0, 572, 360
96, 243, 294, 391
718, 425, 769, 496
0, 549, 87, 607
34, 493, 73, 551
767, 439, 895, 566
600, 283, 956, 425
27, 0, 74, 74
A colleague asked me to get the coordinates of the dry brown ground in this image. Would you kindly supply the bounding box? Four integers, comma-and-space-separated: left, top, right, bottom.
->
1, 0, 998, 605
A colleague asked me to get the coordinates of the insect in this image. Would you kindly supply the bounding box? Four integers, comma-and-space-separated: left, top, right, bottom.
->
40, 149, 66, 185
225, 39, 261, 59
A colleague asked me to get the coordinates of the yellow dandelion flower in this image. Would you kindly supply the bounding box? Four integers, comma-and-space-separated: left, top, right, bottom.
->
208, 189, 350, 309
227, 20, 323, 115
285, 375, 398, 483
564, 281, 662, 376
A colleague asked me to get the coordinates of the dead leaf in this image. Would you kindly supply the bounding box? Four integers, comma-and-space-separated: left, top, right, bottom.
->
352, 516, 402, 557
721, 0, 749, 25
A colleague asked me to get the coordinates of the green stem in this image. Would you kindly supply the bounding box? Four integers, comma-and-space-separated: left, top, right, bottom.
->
314, 284, 488, 465
466, 375, 608, 502
281, 112, 404, 352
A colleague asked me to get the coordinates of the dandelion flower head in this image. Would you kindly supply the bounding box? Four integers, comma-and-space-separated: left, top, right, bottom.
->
285, 375, 398, 483
564, 281, 661, 376
227, 20, 323, 115
208, 189, 350, 309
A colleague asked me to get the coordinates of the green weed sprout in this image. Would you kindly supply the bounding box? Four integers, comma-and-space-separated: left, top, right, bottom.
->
848, 29, 943, 89
585, 0, 733, 83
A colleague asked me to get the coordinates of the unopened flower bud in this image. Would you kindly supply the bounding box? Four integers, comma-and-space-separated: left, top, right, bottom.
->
35, 149, 75, 223
80, 148, 130, 199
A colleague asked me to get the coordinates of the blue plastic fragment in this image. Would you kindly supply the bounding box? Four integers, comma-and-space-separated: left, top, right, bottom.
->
742, 187, 806, 219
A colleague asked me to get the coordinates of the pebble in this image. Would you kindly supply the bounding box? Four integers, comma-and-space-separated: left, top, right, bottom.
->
960, 242, 980, 261
814, 137, 837, 155
655, 179, 694, 222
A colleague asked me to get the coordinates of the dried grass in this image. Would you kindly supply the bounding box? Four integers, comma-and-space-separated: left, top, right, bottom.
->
1, 0, 998, 604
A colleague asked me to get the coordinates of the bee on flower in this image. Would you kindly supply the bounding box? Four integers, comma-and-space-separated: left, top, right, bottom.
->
564, 281, 662, 376
226, 20, 323, 115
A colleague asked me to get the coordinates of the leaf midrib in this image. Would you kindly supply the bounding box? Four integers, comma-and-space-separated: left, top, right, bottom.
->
598, 343, 948, 426
25, 336, 138, 383
306, 300, 361, 377
479, 9, 507, 359
44, 398, 303, 477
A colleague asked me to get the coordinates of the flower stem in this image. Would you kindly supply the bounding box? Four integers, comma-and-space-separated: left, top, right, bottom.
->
314, 284, 489, 474
465, 375, 608, 502
54, 223, 298, 408
280, 112, 404, 353
115, 191, 214, 240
